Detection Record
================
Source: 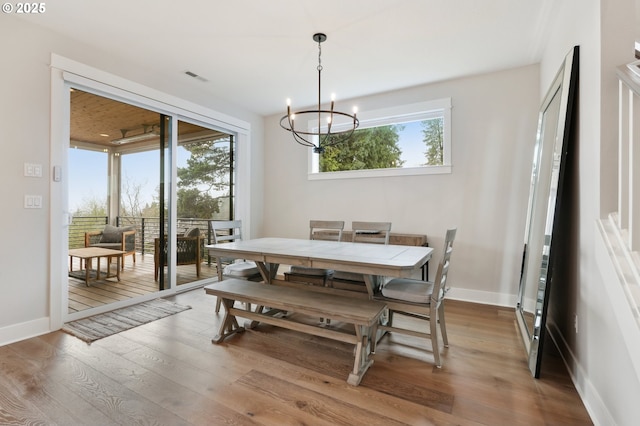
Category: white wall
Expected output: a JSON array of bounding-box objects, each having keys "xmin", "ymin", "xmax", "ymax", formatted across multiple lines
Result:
[
  {"xmin": 540, "ymin": 0, "xmax": 640, "ymax": 425},
  {"xmin": 263, "ymin": 65, "xmax": 540, "ymax": 306},
  {"xmin": 0, "ymin": 15, "xmax": 265, "ymax": 343}
]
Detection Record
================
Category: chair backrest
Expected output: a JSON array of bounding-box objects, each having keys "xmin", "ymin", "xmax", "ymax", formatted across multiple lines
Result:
[
  {"xmin": 431, "ymin": 228, "xmax": 457, "ymax": 305},
  {"xmin": 309, "ymin": 220, "xmax": 345, "ymax": 241},
  {"xmin": 351, "ymin": 221, "xmax": 392, "ymax": 245},
  {"xmin": 210, "ymin": 220, "xmax": 244, "ymax": 244}
]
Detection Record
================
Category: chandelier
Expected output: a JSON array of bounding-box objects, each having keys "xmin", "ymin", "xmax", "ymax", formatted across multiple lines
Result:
[{"xmin": 280, "ymin": 33, "xmax": 359, "ymax": 154}]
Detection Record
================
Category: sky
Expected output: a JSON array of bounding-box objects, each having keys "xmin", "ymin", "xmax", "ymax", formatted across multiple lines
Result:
[
  {"xmin": 397, "ymin": 120, "xmax": 426, "ymax": 167},
  {"xmin": 68, "ymin": 147, "xmax": 188, "ymax": 213}
]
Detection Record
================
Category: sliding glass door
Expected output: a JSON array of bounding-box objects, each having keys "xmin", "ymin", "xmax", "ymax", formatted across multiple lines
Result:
[
  {"xmin": 155, "ymin": 120, "xmax": 234, "ymax": 289},
  {"xmin": 67, "ymin": 89, "xmax": 234, "ymax": 317}
]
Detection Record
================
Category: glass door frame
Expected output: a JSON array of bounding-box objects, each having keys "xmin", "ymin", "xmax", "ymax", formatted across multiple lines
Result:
[{"xmin": 50, "ymin": 55, "xmax": 252, "ymax": 326}]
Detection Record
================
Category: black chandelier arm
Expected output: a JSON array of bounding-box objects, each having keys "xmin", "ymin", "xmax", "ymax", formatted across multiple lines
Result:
[
  {"xmin": 320, "ymin": 125, "xmax": 358, "ymax": 149},
  {"xmin": 280, "ymin": 110, "xmax": 360, "ymax": 153},
  {"xmin": 279, "ymin": 110, "xmax": 359, "ymax": 136},
  {"xmin": 292, "ymin": 132, "xmax": 317, "ymax": 148},
  {"xmin": 280, "ymin": 114, "xmax": 316, "ymax": 148}
]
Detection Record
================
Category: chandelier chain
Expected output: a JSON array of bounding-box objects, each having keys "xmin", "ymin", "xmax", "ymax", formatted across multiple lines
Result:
[{"xmin": 317, "ymin": 39, "xmax": 323, "ymax": 72}]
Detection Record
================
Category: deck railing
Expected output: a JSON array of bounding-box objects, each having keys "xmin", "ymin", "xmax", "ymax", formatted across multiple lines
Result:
[{"xmin": 69, "ymin": 216, "xmax": 223, "ymax": 263}]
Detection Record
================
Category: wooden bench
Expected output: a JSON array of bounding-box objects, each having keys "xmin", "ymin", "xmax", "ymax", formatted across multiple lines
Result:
[{"xmin": 204, "ymin": 279, "xmax": 387, "ymax": 386}]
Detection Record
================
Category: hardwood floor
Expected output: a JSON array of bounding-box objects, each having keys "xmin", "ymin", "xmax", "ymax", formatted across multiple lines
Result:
[{"xmin": 1, "ymin": 291, "xmax": 592, "ymax": 425}]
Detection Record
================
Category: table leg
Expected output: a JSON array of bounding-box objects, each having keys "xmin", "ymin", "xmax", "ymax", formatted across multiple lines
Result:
[
  {"xmin": 96, "ymin": 257, "xmax": 101, "ymax": 280},
  {"xmin": 255, "ymin": 262, "xmax": 279, "ymax": 283},
  {"xmin": 363, "ymin": 274, "xmax": 380, "ymax": 299},
  {"xmin": 85, "ymin": 258, "xmax": 92, "ymax": 286}
]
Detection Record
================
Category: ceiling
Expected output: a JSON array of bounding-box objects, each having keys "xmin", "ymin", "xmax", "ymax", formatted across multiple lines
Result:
[
  {"xmin": 20, "ymin": 0, "xmax": 554, "ymax": 117},
  {"xmin": 70, "ymin": 89, "xmax": 227, "ymax": 148}
]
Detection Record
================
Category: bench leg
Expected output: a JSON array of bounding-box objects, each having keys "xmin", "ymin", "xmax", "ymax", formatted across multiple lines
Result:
[
  {"xmin": 212, "ymin": 298, "xmax": 244, "ymax": 343},
  {"xmin": 347, "ymin": 325, "xmax": 374, "ymax": 386}
]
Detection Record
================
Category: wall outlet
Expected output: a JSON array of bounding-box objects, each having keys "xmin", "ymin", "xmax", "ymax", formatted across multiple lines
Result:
[{"xmin": 574, "ymin": 314, "xmax": 578, "ymax": 334}]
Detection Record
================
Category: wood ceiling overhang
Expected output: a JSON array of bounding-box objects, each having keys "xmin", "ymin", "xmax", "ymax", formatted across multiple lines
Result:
[{"xmin": 70, "ymin": 89, "xmax": 228, "ymax": 148}]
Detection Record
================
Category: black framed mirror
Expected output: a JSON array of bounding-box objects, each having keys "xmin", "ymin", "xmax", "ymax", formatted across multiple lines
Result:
[{"xmin": 516, "ymin": 46, "xmax": 579, "ymax": 378}]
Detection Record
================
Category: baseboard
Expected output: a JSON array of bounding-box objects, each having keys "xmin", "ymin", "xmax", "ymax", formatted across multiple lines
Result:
[
  {"xmin": 448, "ymin": 287, "xmax": 517, "ymax": 307},
  {"xmin": 545, "ymin": 321, "xmax": 613, "ymax": 426},
  {"xmin": 0, "ymin": 316, "xmax": 51, "ymax": 347}
]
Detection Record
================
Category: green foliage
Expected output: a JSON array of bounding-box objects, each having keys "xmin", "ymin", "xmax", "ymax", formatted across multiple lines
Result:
[
  {"xmin": 176, "ymin": 188, "xmax": 220, "ymax": 218},
  {"xmin": 422, "ymin": 117, "xmax": 444, "ymax": 165},
  {"xmin": 320, "ymin": 125, "xmax": 404, "ymax": 172},
  {"xmin": 176, "ymin": 139, "xmax": 231, "ymax": 218},
  {"xmin": 178, "ymin": 140, "xmax": 230, "ymax": 193}
]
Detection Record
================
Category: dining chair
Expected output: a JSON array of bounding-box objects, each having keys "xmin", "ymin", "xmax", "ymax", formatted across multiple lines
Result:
[
  {"xmin": 330, "ymin": 221, "xmax": 392, "ymax": 292},
  {"xmin": 210, "ymin": 220, "xmax": 262, "ymax": 313},
  {"xmin": 373, "ymin": 227, "xmax": 457, "ymax": 368},
  {"xmin": 284, "ymin": 220, "xmax": 345, "ymax": 287}
]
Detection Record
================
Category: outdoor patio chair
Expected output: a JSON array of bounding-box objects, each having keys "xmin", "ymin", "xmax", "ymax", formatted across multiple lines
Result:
[
  {"xmin": 85, "ymin": 224, "xmax": 136, "ymax": 270},
  {"xmin": 154, "ymin": 227, "xmax": 205, "ymax": 281}
]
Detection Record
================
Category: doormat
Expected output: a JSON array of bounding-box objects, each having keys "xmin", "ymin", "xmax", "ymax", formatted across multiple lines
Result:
[{"xmin": 62, "ymin": 298, "xmax": 191, "ymax": 343}]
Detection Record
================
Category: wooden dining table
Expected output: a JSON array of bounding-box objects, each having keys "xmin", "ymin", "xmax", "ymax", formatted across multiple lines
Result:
[
  {"xmin": 205, "ymin": 237, "xmax": 433, "ymax": 384},
  {"xmin": 205, "ymin": 237, "xmax": 434, "ymax": 298}
]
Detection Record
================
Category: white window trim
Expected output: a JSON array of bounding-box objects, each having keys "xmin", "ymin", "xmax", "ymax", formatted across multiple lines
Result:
[{"xmin": 308, "ymin": 98, "xmax": 452, "ymax": 180}]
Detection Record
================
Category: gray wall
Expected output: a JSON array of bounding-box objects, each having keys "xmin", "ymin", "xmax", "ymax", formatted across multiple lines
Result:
[{"xmin": 263, "ymin": 65, "xmax": 540, "ymax": 306}]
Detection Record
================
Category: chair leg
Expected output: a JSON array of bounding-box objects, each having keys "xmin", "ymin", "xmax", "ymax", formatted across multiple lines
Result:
[
  {"xmin": 438, "ymin": 302, "xmax": 449, "ymax": 347},
  {"xmin": 215, "ymin": 297, "xmax": 222, "ymax": 313},
  {"xmin": 430, "ymin": 314, "xmax": 441, "ymax": 368}
]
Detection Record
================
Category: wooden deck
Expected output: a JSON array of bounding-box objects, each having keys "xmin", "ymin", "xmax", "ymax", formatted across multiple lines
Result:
[{"xmin": 68, "ymin": 252, "xmax": 218, "ymax": 313}]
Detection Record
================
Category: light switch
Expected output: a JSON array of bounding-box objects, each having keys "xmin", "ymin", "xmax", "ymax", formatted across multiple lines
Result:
[
  {"xmin": 24, "ymin": 195, "xmax": 42, "ymax": 209},
  {"xmin": 24, "ymin": 163, "xmax": 43, "ymax": 177}
]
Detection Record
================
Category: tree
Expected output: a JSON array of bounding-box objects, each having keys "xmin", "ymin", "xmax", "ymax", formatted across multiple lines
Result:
[
  {"xmin": 422, "ymin": 117, "xmax": 444, "ymax": 165},
  {"xmin": 120, "ymin": 171, "xmax": 146, "ymax": 218},
  {"xmin": 320, "ymin": 125, "xmax": 404, "ymax": 172},
  {"xmin": 72, "ymin": 195, "xmax": 107, "ymax": 217},
  {"xmin": 176, "ymin": 188, "xmax": 220, "ymax": 218},
  {"xmin": 176, "ymin": 138, "xmax": 231, "ymax": 218}
]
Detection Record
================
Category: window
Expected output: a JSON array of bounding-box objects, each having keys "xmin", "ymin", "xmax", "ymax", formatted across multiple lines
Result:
[{"xmin": 309, "ymin": 98, "xmax": 452, "ymax": 180}]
